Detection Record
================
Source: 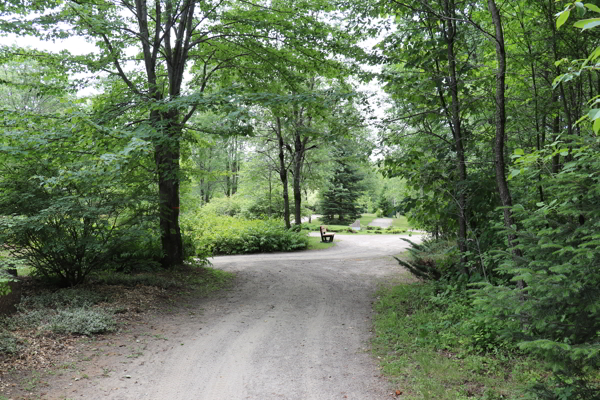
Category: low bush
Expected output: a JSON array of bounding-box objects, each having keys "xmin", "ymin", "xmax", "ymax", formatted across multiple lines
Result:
[
  {"xmin": 201, "ymin": 195, "xmax": 246, "ymax": 217},
  {"xmin": 9, "ymin": 309, "xmax": 47, "ymax": 329},
  {"xmin": 394, "ymin": 238, "xmax": 459, "ymax": 281},
  {"xmin": 0, "ymin": 329, "xmax": 20, "ymax": 354},
  {"xmin": 20, "ymin": 287, "xmax": 110, "ymax": 309},
  {"xmin": 182, "ymin": 213, "xmax": 308, "ymax": 255},
  {"xmin": 6, "ymin": 305, "xmax": 116, "ymax": 337},
  {"xmin": 47, "ymin": 308, "xmax": 116, "ymax": 336},
  {"xmin": 300, "ymin": 222, "xmax": 321, "ymax": 231}
]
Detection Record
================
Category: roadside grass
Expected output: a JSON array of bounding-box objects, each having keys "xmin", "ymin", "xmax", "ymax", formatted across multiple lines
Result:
[
  {"xmin": 306, "ymin": 236, "xmax": 335, "ymax": 250},
  {"xmin": 373, "ymin": 282, "xmax": 547, "ymax": 400},
  {"xmin": 390, "ymin": 215, "xmax": 411, "ymax": 230}
]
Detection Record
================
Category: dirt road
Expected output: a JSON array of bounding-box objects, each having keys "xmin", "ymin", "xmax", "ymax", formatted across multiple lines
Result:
[{"xmin": 43, "ymin": 233, "xmax": 420, "ymax": 400}]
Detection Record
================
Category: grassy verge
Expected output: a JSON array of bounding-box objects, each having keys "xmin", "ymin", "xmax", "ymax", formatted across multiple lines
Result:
[
  {"xmin": 373, "ymin": 282, "xmax": 547, "ymax": 400},
  {"xmin": 390, "ymin": 215, "xmax": 411, "ymax": 230},
  {"xmin": 306, "ymin": 236, "xmax": 336, "ymax": 250}
]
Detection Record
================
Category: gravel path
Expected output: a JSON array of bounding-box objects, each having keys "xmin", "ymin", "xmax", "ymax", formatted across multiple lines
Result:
[
  {"xmin": 368, "ymin": 218, "xmax": 393, "ymax": 229},
  {"xmin": 42, "ymin": 233, "xmax": 420, "ymax": 400}
]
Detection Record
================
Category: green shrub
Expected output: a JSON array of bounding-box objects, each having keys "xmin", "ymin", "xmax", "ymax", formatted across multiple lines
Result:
[
  {"xmin": 47, "ymin": 308, "xmax": 116, "ymax": 335},
  {"xmin": 0, "ymin": 122, "xmax": 159, "ymax": 287},
  {"xmin": 11, "ymin": 309, "xmax": 50, "ymax": 329},
  {"xmin": 0, "ymin": 329, "xmax": 20, "ymax": 354},
  {"xmin": 20, "ymin": 288, "xmax": 110, "ymax": 309},
  {"xmin": 200, "ymin": 196, "xmax": 246, "ymax": 217},
  {"xmin": 470, "ymin": 141, "xmax": 600, "ymax": 397},
  {"xmin": 394, "ymin": 238, "xmax": 459, "ymax": 281},
  {"xmin": 182, "ymin": 213, "xmax": 308, "ymax": 255},
  {"xmin": 301, "ymin": 222, "xmax": 321, "ymax": 231}
]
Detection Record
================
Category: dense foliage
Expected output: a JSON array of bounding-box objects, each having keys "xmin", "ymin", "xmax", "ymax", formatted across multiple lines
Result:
[
  {"xmin": 375, "ymin": 1, "xmax": 600, "ymax": 397},
  {"xmin": 182, "ymin": 209, "xmax": 308, "ymax": 256}
]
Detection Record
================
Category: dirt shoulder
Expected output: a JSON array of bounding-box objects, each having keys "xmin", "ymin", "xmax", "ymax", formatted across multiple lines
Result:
[{"xmin": 4, "ymin": 234, "xmax": 421, "ymax": 400}]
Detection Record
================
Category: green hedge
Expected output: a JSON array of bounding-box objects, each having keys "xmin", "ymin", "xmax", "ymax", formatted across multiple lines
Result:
[{"xmin": 182, "ymin": 213, "xmax": 308, "ymax": 256}]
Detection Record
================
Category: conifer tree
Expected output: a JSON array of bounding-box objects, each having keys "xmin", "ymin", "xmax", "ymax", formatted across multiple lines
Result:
[{"xmin": 319, "ymin": 148, "xmax": 365, "ymax": 225}]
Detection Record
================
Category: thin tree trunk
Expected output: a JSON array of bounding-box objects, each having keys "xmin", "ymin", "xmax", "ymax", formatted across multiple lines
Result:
[
  {"xmin": 442, "ymin": 0, "xmax": 469, "ymax": 274},
  {"xmin": 488, "ymin": 0, "xmax": 524, "ymax": 291},
  {"xmin": 268, "ymin": 169, "xmax": 272, "ymax": 218},
  {"xmin": 275, "ymin": 117, "xmax": 291, "ymax": 229},
  {"xmin": 293, "ymin": 134, "xmax": 305, "ymax": 226},
  {"xmin": 231, "ymin": 137, "xmax": 239, "ymax": 195}
]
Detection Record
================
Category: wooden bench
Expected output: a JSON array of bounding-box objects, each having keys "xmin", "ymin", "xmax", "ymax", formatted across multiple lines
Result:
[{"xmin": 320, "ymin": 225, "xmax": 335, "ymax": 243}]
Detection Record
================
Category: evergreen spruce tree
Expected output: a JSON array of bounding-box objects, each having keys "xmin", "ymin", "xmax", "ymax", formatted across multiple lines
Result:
[{"xmin": 319, "ymin": 149, "xmax": 365, "ymax": 225}]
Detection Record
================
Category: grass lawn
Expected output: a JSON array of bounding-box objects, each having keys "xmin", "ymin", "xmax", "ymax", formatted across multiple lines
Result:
[
  {"xmin": 390, "ymin": 215, "xmax": 411, "ymax": 230},
  {"xmin": 306, "ymin": 236, "xmax": 335, "ymax": 250}
]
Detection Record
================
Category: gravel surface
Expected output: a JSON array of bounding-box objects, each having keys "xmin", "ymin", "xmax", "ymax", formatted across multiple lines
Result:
[
  {"xmin": 38, "ymin": 233, "xmax": 421, "ymax": 400},
  {"xmin": 367, "ymin": 218, "xmax": 393, "ymax": 229}
]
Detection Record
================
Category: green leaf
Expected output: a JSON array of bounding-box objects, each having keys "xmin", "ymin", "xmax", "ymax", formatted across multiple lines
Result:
[
  {"xmin": 575, "ymin": 2, "xmax": 586, "ymax": 17},
  {"xmin": 573, "ymin": 18, "xmax": 600, "ymax": 30},
  {"xmin": 589, "ymin": 46, "xmax": 600, "ymax": 61},
  {"xmin": 552, "ymin": 74, "xmax": 565, "ymax": 89},
  {"xmin": 584, "ymin": 3, "xmax": 600, "ymax": 13},
  {"xmin": 588, "ymin": 108, "xmax": 600, "ymax": 121},
  {"xmin": 514, "ymin": 148, "xmax": 525, "ymax": 156},
  {"xmin": 593, "ymin": 117, "xmax": 600, "ymax": 134},
  {"xmin": 556, "ymin": 9, "xmax": 571, "ymax": 29}
]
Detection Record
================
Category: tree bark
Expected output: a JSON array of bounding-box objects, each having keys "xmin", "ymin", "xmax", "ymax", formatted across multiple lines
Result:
[
  {"xmin": 275, "ymin": 117, "xmax": 291, "ymax": 229},
  {"xmin": 488, "ymin": 0, "xmax": 524, "ymax": 279},
  {"xmin": 154, "ymin": 118, "xmax": 184, "ymax": 268},
  {"xmin": 442, "ymin": 0, "xmax": 469, "ymax": 274},
  {"xmin": 292, "ymin": 125, "xmax": 308, "ymax": 226}
]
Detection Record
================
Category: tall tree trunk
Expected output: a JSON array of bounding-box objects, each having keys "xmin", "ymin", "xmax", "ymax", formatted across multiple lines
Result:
[
  {"xmin": 225, "ymin": 157, "xmax": 231, "ymax": 196},
  {"xmin": 268, "ymin": 169, "xmax": 272, "ymax": 218},
  {"xmin": 275, "ymin": 117, "xmax": 291, "ymax": 229},
  {"xmin": 488, "ymin": 0, "xmax": 524, "ymax": 285},
  {"xmin": 442, "ymin": 0, "xmax": 469, "ymax": 274},
  {"xmin": 154, "ymin": 114, "xmax": 184, "ymax": 268},
  {"xmin": 293, "ymin": 162, "xmax": 303, "ymax": 225},
  {"xmin": 231, "ymin": 137, "xmax": 239, "ymax": 195},
  {"xmin": 547, "ymin": 1, "xmax": 563, "ymax": 173},
  {"xmin": 136, "ymin": 0, "xmax": 195, "ymax": 268},
  {"xmin": 293, "ymin": 134, "xmax": 306, "ymax": 226}
]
